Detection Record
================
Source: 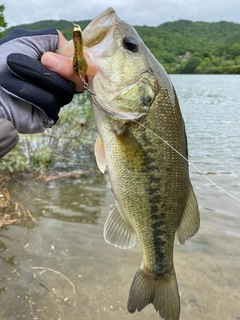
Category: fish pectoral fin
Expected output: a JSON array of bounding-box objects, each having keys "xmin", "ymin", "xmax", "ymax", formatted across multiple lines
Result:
[
  {"xmin": 94, "ymin": 134, "xmax": 107, "ymax": 173},
  {"xmin": 104, "ymin": 202, "xmax": 137, "ymax": 249},
  {"xmin": 177, "ymin": 182, "xmax": 200, "ymax": 245}
]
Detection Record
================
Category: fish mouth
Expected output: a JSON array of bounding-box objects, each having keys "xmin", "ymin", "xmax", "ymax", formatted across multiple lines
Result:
[
  {"xmin": 84, "ymin": 7, "xmax": 120, "ymax": 30},
  {"xmin": 82, "ymin": 8, "xmax": 120, "ymax": 75}
]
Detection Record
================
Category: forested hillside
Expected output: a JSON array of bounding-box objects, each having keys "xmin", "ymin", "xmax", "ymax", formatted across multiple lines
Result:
[{"xmin": 4, "ymin": 19, "xmax": 240, "ymax": 74}]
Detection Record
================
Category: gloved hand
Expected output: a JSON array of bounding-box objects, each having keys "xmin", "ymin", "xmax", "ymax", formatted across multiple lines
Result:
[{"xmin": 0, "ymin": 28, "xmax": 76, "ymax": 158}]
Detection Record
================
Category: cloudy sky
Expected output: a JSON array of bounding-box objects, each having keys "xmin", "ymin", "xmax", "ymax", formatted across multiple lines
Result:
[{"xmin": 3, "ymin": 0, "xmax": 240, "ymax": 28}]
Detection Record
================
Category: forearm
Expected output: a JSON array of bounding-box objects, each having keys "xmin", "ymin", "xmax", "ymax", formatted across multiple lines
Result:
[
  {"xmin": 0, "ymin": 118, "xmax": 19, "ymax": 158},
  {"xmin": 0, "ymin": 87, "xmax": 54, "ymax": 134}
]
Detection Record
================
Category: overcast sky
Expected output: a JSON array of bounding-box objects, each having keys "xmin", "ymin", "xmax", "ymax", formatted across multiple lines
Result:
[{"xmin": 3, "ymin": 0, "xmax": 240, "ymax": 28}]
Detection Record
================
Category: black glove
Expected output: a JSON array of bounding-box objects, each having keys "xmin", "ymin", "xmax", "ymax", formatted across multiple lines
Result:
[{"xmin": 0, "ymin": 28, "xmax": 75, "ymax": 134}]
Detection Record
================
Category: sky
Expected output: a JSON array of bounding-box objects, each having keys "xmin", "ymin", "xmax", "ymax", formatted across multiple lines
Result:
[{"xmin": 3, "ymin": 0, "xmax": 240, "ymax": 28}]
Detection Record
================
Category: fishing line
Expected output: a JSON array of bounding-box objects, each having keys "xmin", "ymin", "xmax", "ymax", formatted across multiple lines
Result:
[{"xmin": 133, "ymin": 119, "xmax": 240, "ymax": 203}]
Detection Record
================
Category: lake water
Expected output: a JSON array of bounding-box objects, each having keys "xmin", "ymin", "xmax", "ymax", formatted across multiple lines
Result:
[{"xmin": 1, "ymin": 75, "xmax": 240, "ymax": 320}]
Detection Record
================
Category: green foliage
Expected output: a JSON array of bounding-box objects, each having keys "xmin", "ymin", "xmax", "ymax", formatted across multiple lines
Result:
[
  {"xmin": 0, "ymin": 147, "xmax": 29, "ymax": 173},
  {"xmin": 0, "ymin": 4, "xmax": 7, "ymax": 38},
  {"xmin": 223, "ymin": 64, "xmax": 240, "ymax": 74},
  {"xmin": 135, "ymin": 20, "xmax": 240, "ymax": 74},
  {"xmin": 29, "ymin": 147, "xmax": 53, "ymax": 169},
  {"xmin": 181, "ymin": 56, "xmax": 201, "ymax": 74}
]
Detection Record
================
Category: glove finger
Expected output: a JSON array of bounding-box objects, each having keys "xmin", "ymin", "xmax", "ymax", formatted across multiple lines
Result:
[
  {"xmin": 0, "ymin": 72, "xmax": 62, "ymax": 123},
  {"xmin": 7, "ymin": 53, "xmax": 75, "ymax": 105}
]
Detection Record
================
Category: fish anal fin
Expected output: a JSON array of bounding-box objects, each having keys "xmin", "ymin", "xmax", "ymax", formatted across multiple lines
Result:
[
  {"xmin": 128, "ymin": 267, "xmax": 180, "ymax": 320},
  {"xmin": 104, "ymin": 202, "xmax": 137, "ymax": 249},
  {"xmin": 177, "ymin": 182, "xmax": 200, "ymax": 245},
  {"xmin": 94, "ymin": 134, "xmax": 106, "ymax": 173}
]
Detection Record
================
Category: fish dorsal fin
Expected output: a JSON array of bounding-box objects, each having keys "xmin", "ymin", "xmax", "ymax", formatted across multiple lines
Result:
[
  {"xmin": 177, "ymin": 182, "xmax": 200, "ymax": 245},
  {"xmin": 104, "ymin": 202, "xmax": 137, "ymax": 249},
  {"xmin": 94, "ymin": 134, "xmax": 106, "ymax": 173}
]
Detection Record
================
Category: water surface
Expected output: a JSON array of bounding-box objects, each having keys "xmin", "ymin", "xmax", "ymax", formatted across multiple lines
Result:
[{"xmin": 0, "ymin": 75, "xmax": 240, "ymax": 320}]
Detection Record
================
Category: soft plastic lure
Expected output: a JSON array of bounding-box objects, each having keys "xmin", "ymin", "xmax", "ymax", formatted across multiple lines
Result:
[{"xmin": 72, "ymin": 23, "xmax": 94, "ymax": 94}]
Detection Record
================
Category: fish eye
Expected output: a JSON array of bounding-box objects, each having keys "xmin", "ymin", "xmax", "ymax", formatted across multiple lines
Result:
[{"xmin": 123, "ymin": 36, "xmax": 139, "ymax": 52}]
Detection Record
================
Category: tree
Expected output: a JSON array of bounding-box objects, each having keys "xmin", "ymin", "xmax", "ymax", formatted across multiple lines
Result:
[
  {"xmin": 181, "ymin": 57, "xmax": 201, "ymax": 74},
  {"xmin": 0, "ymin": 4, "xmax": 7, "ymax": 38}
]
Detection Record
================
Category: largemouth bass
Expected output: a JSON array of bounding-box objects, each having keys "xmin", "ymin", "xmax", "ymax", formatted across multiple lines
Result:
[{"xmin": 58, "ymin": 8, "xmax": 200, "ymax": 320}]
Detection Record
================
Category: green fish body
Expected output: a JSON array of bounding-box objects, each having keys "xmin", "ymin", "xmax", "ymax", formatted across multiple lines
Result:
[{"xmin": 58, "ymin": 8, "xmax": 200, "ymax": 320}]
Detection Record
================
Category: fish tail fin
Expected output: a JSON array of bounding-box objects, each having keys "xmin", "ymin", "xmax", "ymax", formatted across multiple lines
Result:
[{"xmin": 127, "ymin": 267, "xmax": 180, "ymax": 320}]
